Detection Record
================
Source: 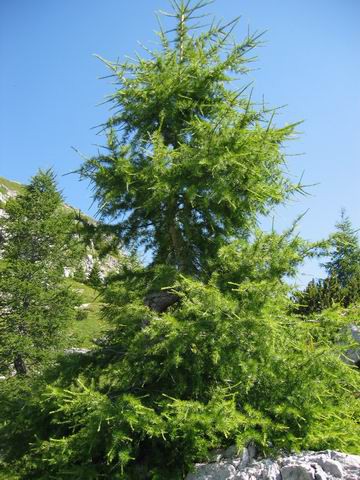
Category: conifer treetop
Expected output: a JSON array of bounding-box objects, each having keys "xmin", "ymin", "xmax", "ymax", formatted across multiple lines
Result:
[
  {"xmin": 324, "ymin": 209, "xmax": 360, "ymax": 287},
  {"xmin": 80, "ymin": 0, "xmax": 303, "ymax": 275}
]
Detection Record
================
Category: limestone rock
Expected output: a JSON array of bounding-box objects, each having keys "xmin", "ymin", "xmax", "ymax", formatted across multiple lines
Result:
[
  {"xmin": 281, "ymin": 464, "xmax": 315, "ymax": 480},
  {"xmin": 223, "ymin": 445, "xmax": 239, "ymax": 460},
  {"xmin": 345, "ymin": 324, "xmax": 360, "ymax": 366},
  {"xmin": 185, "ymin": 449, "xmax": 360, "ymax": 480},
  {"xmin": 187, "ymin": 462, "xmax": 236, "ymax": 480},
  {"xmin": 314, "ymin": 467, "xmax": 327, "ymax": 480},
  {"xmin": 76, "ymin": 303, "xmax": 91, "ymax": 310},
  {"xmin": 310, "ymin": 456, "xmax": 343, "ymax": 478}
]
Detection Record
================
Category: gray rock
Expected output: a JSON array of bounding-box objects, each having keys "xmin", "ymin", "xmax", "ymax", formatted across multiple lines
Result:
[
  {"xmin": 144, "ymin": 291, "xmax": 180, "ymax": 313},
  {"xmin": 187, "ymin": 462, "xmax": 236, "ymax": 480},
  {"xmin": 344, "ymin": 324, "xmax": 360, "ymax": 365},
  {"xmin": 63, "ymin": 266, "xmax": 73, "ymax": 278},
  {"xmin": 235, "ymin": 460, "xmax": 280, "ymax": 480},
  {"xmin": 223, "ymin": 446, "xmax": 239, "ymax": 460},
  {"xmin": 247, "ymin": 444, "xmax": 257, "ymax": 463},
  {"xmin": 331, "ymin": 452, "xmax": 360, "ymax": 471},
  {"xmin": 76, "ymin": 303, "xmax": 91, "ymax": 310},
  {"xmin": 207, "ymin": 445, "xmax": 256, "ymax": 469},
  {"xmin": 281, "ymin": 464, "xmax": 315, "ymax": 480},
  {"xmin": 265, "ymin": 462, "xmax": 282, "ymax": 480},
  {"xmin": 311, "ymin": 456, "xmax": 343, "ymax": 478},
  {"xmin": 313, "ymin": 467, "xmax": 327, "ymax": 480},
  {"xmin": 185, "ymin": 451, "xmax": 360, "ymax": 480},
  {"xmin": 238, "ymin": 447, "xmax": 251, "ymax": 467},
  {"xmin": 208, "ymin": 450, "xmax": 224, "ymax": 463}
]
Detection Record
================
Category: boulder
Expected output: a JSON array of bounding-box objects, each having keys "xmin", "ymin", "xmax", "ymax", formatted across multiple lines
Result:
[
  {"xmin": 281, "ymin": 464, "xmax": 315, "ymax": 480},
  {"xmin": 187, "ymin": 462, "xmax": 236, "ymax": 480}
]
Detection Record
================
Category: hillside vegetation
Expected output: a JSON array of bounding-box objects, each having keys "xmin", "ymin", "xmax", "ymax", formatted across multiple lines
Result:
[
  {"xmin": 66, "ymin": 279, "xmax": 106, "ymax": 348},
  {"xmin": 0, "ymin": 176, "xmax": 23, "ymax": 194}
]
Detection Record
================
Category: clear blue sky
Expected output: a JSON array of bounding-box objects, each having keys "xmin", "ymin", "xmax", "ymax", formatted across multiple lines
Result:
[{"xmin": 1, "ymin": 0, "xmax": 359, "ymax": 284}]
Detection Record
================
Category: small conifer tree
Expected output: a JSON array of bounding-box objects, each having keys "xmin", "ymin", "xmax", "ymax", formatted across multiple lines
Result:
[
  {"xmin": 324, "ymin": 210, "xmax": 360, "ymax": 288},
  {"xmin": 294, "ymin": 211, "xmax": 360, "ymax": 314},
  {"xmin": 87, "ymin": 260, "xmax": 102, "ymax": 287},
  {"xmin": 0, "ymin": 170, "xmax": 79, "ymax": 375}
]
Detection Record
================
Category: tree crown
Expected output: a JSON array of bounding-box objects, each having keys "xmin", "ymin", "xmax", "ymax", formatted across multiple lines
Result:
[
  {"xmin": 0, "ymin": 169, "xmax": 80, "ymax": 375},
  {"xmin": 80, "ymin": 0, "xmax": 302, "ymax": 275},
  {"xmin": 324, "ymin": 209, "xmax": 360, "ymax": 287}
]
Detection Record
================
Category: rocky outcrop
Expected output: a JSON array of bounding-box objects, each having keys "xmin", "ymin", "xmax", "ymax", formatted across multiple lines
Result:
[
  {"xmin": 0, "ymin": 182, "xmax": 19, "ymax": 254},
  {"xmin": 81, "ymin": 247, "xmax": 121, "ymax": 280},
  {"xmin": 186, "ymin": 448, "xmax": 360, "ymax": 480},
  {"xmin": 0, "ymin": 182, "xmax": 18, "ymax": 208},
  {"xmin": 64, "ymin": 246, "xmax": 122, "ymax": 281}
]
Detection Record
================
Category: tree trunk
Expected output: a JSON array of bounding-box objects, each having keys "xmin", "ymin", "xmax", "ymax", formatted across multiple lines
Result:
[{"xmin": 14, "ymin": 354, "xmax": 27, "ymax": 375}]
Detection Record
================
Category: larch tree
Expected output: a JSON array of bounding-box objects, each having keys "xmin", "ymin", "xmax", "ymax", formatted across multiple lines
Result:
[
  {"xmin": 79, "ymin": 0, "xmax": 302, "ymax": 277},
  {"xmin": 1, "ymin": 3, "xmax": 359, "ymax": 479}
]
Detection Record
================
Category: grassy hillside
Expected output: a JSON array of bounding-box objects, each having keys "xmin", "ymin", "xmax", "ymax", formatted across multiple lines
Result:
[
  {"xmin": 0, "ymin": 176, "xmax": 24, "ymax": 194},
  {"xmin": 66, "ymin": 280, "xmax": 108, "ymax": 348}
]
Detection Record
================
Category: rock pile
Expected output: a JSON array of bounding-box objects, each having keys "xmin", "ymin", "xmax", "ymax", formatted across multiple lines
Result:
[{"xmin": 186, "ymin": 448, "xmax": 360, "ymax": 480}]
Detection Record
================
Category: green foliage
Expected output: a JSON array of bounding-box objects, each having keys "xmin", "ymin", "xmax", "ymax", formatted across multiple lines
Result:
[
  {"xmin": 324, "ymin": 209, "xmax": 360, "ymax": 287},
  {"xmin": 0, "ymin": 2, "xmax": 359, "ymax": 479},
  {"xmin": 73, "ymin": 264, "xmax": 87, "ymax": 283},
  {"xmin": 75, "ymin": 308, "xmax": 89, "ymax": 322},
  {"xmin": 87, "ymin": 261, "xmax": 102, "ymax": 287},
  {"xmin": 294, "ymin": 276, "xmax": 341, "ymax": 315},
  {"xmin": 294, "ymin": 211, "xmax": 360, "ymax": 315},
  {"xmin": 79, "ymin": 0, "xmax": 302, "ymax": 276},
  {"xmin": 0, "ymin": 170, "xmax": 81, "ymax": 375},
  {"xmin": 1, "ymin": 263, "xmax": 358, "ymax": 478},
  {"xmin": 65, "ymin": 279, "xmax": 107, "ymax": 348}
]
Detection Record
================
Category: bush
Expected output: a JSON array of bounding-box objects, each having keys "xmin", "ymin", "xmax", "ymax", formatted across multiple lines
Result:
[{"xmin": 75, "ymin": 308, "xmax": 89, "ymax": 322}]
